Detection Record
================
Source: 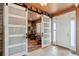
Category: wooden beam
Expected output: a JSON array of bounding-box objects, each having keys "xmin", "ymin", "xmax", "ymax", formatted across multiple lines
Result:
[{"xmin": 26, "ymin": 4, "xmax": 52, "ymax": 18}]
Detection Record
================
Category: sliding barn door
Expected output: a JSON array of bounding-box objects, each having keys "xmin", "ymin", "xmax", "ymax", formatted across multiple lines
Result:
[
  {"xmin": 4, "ymin": 4, "xmax": 27, "ymax": 56},
  {"xmin": 41, "ymin": 15, "xmax": 51, "ymax": 48}
]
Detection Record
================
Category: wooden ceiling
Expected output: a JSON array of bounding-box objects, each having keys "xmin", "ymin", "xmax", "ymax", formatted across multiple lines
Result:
[
  {"xmin": 28, "ymin": 10, "xmax": 41, "ymax": 21},
  {"xmin": 26, "ymin": 3, "xmax": 76, "ymax": 21},
  {"xmin": 26, "ymin": 3, "xmax": 76, "ymax": 16}
]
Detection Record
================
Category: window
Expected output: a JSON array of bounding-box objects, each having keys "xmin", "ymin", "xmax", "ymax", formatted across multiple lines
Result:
[
  {"xmin": 70, "ymin": 20, "xmax": 76, "ymax": 50},
  {"xmin": 53, "ymin": 22, "xmax": 56, "ymax": 43}
]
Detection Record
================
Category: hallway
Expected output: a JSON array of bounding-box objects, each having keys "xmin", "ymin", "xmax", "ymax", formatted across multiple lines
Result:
[{"xmin": 27, "ymin": 45, "xmax": 76, "ymax": 56}]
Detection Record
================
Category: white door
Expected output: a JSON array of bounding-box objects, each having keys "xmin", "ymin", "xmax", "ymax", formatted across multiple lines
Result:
[
  {"xmin": 41, "ymin": 15, "xmax": 51, "ymax": 48},
  {"xmin": 3, "ymin": 4, "xmax": 27, "ymax": 56}
]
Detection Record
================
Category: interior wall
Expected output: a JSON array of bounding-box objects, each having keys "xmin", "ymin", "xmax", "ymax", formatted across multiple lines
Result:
[
  {"xmin": 56, "ymin": 13, "xmax": 71, "ymax": 48},
  {"xmin": 0, "ymin": 3, "xmax": 4, "ymax": 55},
  {"xmin": 28, "ymin": 21, "xmax": 32, "ymax": 27},
  {"xmin": 36, "ymin": 19, "xmax": 41, "ymax": 33},
  {"xmin": 53, "ymin": 11, "xmax": 76, "ymax": 49},
  {"xmin": 28, "ymin": 19, "xmax": 41, "ymax": 34},
  {"xmin": 76, "ymin": 6, "xmax": 79, "ymax": 55},
  {"xmin": 31, "ymin": 21, "xmax": 36, "ymax": 33}
]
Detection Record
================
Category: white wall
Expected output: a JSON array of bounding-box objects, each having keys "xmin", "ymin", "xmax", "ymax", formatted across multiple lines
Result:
[
  {"xmin": 36, "ymin": 23, "xmax": 41, "ymax": 33},
  {"xmin": 53, "ymin": 11, "xmax": 76, "ymax": 49},
  {"xmin": 56, "ymin": 14, "xmax": 71, "ymax": 48}
]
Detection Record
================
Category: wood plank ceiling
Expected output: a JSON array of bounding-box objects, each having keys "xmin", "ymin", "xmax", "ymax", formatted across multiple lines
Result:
[
  {"xmin": 26, "ymin": 3, "xmax": 76, "ymax": 21},
  {"xmin": 28, "ymin": 10, "xmax": 41, "ymax": 21}
]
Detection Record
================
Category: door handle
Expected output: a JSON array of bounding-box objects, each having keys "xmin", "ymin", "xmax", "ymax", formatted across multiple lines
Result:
[
  {"xmin": 42, "ymin": 33, "xmax": 43, "ymax": 37},
  {"xmin": 26, "ymin": 33, "xmax": 28, "ymax": 38}
]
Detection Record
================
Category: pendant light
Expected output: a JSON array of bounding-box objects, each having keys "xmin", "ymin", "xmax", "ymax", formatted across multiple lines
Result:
[
  {"xmin": 40, "ymin": 2, "xmax": 47, "ymax": 6},
  {"xmin": 75, "ymin": 3, "xmax": 78, "ymax": 8}
]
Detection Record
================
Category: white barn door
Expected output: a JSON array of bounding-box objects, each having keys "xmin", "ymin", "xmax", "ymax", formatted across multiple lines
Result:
[
  {"xmin": 41, "ymin": 15, "xmax": 51, "ymax": 48},
  {"xmin": 3, "ymin": 4, "xmax": 27, "ymax": 56}
]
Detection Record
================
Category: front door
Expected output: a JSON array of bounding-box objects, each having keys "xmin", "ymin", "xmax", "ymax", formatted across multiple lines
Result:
[
  {"xmin": 41, "ymin": 15, "xmax": 51, "ymax": 48},
  {"xmin": 4, "ymin": 3, "xmax": 27, "ymax": 56}
]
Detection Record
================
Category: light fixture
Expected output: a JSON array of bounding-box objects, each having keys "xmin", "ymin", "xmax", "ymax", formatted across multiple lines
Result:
[
  {"xmin": 75, "ymin": 3, "xmax": 78, "ymax": 7},
  {"xmin": 40, "ymin": 3, "xmax": 47, "ymax": 6},
  {"xmin": 29, "ymin": 18, "xmax": 32, "ymax": 20}
]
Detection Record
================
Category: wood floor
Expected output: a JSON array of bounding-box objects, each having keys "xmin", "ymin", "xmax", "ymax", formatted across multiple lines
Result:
[
  {"xmin": 28, "ymin": 39, "xmax": 41, "ymax": 52},
  {"xmin": 27, "ymin": 45, "xmax": 77, "ymax": 56}
]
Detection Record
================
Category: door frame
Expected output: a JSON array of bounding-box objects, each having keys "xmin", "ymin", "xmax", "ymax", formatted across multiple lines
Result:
[
  {"xmin": 3, "ymin": 3, "xmax": 8, "ymax": 56},
  {"xmin": 27, "ymin": 10, "xmax": 43, "ymax": 52}
]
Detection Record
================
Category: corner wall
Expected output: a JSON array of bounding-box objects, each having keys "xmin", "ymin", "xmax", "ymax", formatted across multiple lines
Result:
[
  {"xmin": 0, "ymin": 3, "xmax": 4, "ymax": 56},
  {"xmin": 53, "ymin": 10, "xmax": 76, "ymax": 49},
  {"xmin": 76, "ymin": 6, "xmax": 79, "ymax": 55}
]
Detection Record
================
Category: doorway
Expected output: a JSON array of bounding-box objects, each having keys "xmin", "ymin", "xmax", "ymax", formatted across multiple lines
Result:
[
  {"xmin": 27, "ymin": 10, "xmax": 52, "ymax": 52},
  {"xmin": 27, "ymin": 10, "xmax": 42, "ymax": 52}
]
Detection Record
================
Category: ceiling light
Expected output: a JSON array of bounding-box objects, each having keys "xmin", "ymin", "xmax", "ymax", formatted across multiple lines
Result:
[
  {"xmin": 75, "ymin": 3, "xmax": 78, "ymax": 7},
  {"xmin": 29, "ymin": 18, "xmax": 32, "ymax": 20},
  {"xmin": 36, "ymin": 15, "xmax": 41, "ymax": 18},
  {"xmin": 40, "ymin": 3, "xmax": 47, "ymax": 6}
]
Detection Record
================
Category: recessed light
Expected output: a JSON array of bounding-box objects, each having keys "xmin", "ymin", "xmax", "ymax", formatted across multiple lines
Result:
[{"xmin": 29, "ymin": 18, "xmax": 32, "ymax": 20}]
